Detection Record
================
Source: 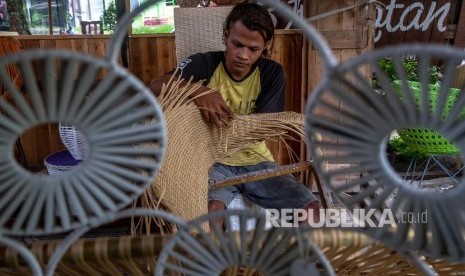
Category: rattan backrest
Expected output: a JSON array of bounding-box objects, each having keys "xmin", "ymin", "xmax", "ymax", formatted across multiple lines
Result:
[
  {"xmin": 173, "ymin": 6, "xmax": 232, "ymax": 65},
  {"xmin": 0, "ymin": 37, "xmax": 23, "ymax": 99}
]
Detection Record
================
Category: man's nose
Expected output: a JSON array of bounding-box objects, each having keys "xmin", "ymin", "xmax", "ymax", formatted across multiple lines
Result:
[{"xmin": 237, "ymin": 48, "xmax": 249, "ymax": 60}]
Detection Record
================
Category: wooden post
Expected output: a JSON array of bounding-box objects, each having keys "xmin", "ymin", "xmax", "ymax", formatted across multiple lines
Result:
[{"xmin": 454, "ymin": 0, "xmax": 465, "ymax": 48}]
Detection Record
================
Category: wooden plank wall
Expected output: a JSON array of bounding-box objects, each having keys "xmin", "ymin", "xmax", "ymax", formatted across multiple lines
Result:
[
  {"xmin": 374, "ymin": 0, "xmax": 463, "ymax": 47},
  {"xmin": 303, "ymin": 0, "xmax": 376, "ymax": 190},
  {"xmin": 266, "ymin": 30, "xmax": 303, "ymax": 165},
  {"xmin": 305, "ymin": 0, "xmax": 374, "ymax": 94},
  {"xmin": 127, "ymin": 34, "xmax": 177, "ymax": 83}
]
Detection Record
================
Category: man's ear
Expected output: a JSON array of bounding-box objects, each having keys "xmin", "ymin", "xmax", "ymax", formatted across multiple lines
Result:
[
  {"xmin": 265, "ymin": 39, "xmax": 272, "ymax": 53},
  {"xmin": 222, "ymin": 28, "xmax": 229, "ymax": 45}
]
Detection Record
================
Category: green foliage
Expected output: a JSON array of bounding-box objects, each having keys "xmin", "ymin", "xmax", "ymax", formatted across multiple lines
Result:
[
  {"xmin": 390, "ymin": 136, "xmax": 416, "ymax": 157},
  {"xmin": 132, "ymin": 24, "xmax": 174, "ymax": 34},
  {"xmin": 373, "ymin": 57, "xmax": 441, "ymax": 88},
  {"xmin": 100, "ymin": 1, "xmax": 117, "ymax": 33},
  {"xmin": 66, "ymin": 12, "xmax": 72, "ymax": 24},
  {"xmin": 389, "ymin": 136, "xmax": 428, "ymax": 162}
]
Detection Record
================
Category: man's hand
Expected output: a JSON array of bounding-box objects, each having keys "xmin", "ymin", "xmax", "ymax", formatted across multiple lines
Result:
[{"xmin": 193, "ymin": 91, "xmax": 234, "ymax": 128}]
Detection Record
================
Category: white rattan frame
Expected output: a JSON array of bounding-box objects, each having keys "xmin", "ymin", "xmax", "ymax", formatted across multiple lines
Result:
[
  {"xmin": 260, "ymin": 0, "xmax": 465, "ymax": 265},
  {"xmin": 0, "ymin": 50, "xmax": 166, "ymax": 236},
  {"xmin": 306, "ymin": 45, "xmax": 465, "ymax": 261},
  {"xmin": 157, "ymin": 209, "xmax": 335, "ymax": 276}
]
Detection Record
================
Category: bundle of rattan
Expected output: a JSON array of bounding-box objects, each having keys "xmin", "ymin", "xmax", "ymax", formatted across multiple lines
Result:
[{"xmin": 134, "ymin": 74, "xmax": 306, "ymax": 234}]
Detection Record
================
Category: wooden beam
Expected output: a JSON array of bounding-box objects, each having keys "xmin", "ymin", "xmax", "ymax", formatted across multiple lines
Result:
[{"xmin": 454, "ymin": 0, "xmax": 465, "ymax": 48}]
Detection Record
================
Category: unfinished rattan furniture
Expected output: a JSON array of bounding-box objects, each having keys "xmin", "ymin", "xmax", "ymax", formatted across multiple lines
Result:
[
  {"xmin": 3, "ymin": 210, "xmax": 463, "ymax": 275},
  {"xmin": 134, "ymin": 75, "xmax": 322, "ymax": 233},
  {"xmin": 173, "ymin": 6, "xmax": 232, "ymax": 65}
]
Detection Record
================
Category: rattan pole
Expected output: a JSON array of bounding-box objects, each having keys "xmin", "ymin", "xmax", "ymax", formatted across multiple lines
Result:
[
  {"xmin": 311, "ymin": 167, "xmax": 328, "ymax": 208},
  {"xmin": 0, "ymin": 235, "xmax": 168, "ymax": 267},
  {"xmin": 209, "ymin": 162, "xmax": 312, "ymax": 190}
]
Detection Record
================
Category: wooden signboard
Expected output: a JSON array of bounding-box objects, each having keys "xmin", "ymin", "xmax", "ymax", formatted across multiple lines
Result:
[{"xmin": 374, "ymin": 0, "xmax": 464, "ymax": 47}]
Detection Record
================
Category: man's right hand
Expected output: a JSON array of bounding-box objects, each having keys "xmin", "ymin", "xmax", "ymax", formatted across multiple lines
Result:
[
  {"xmin": 193, "ymin": 91, "xmax": 234, "ymax": 128},
  {"xmin": 149, "ymin": 73, "xmax": 233, "ymax": 128}
]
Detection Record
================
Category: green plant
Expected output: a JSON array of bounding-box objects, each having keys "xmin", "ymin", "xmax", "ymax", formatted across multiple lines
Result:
[
  {"xmin": 65, "ymin": 12, "xmax": 72, "ymax": 25},
  {"xmin": 373, "ymin": 57, "xmax": 441, "ymax": 88},
  {"xmin": 100, "ymin": 1, "xmax": 117, "ymax": 33},
  {"xmin": 389, "ymin": 136, "xmax": 424, "ymax": 159}
]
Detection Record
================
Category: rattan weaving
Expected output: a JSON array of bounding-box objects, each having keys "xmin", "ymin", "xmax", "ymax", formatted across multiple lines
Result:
[{"xmin": 140, "ymin": 75, "xmax": 308, "ymax": 230}]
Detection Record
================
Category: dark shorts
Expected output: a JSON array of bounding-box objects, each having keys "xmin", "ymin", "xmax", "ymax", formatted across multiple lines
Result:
[{"xmin": 208, "ymin": 161, "xmax": 318, "ymax": 209}]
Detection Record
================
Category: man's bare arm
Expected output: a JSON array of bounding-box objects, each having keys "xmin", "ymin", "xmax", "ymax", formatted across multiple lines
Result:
[
  {"xmin": 148, "ymin": 73, "xmax": 234, "ymax": 128},
  {"xmin": 148, "ymin": 73, "xmax": 174, "ymax": 97}
]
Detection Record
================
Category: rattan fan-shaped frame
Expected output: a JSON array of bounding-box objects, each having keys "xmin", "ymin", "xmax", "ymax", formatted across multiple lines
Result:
[
  {"xmin": 157, "ymin": 209, "xmax": 335, "ymax": 276},
  {"xmin": 305, "ymin": 45, "xmax": 465, "ymax": 262},
  {"xmin": 0, "ymin": 51, "xmax": 166, "ymax": 236}
]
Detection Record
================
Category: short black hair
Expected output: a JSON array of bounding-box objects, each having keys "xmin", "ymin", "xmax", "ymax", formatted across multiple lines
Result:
[{"xmin": 223, "ymin": 2, "xmax": 275, "ymax": 57}]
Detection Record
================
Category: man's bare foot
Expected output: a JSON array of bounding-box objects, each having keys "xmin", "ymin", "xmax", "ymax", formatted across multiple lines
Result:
[
  {"xmin": 304, "ymin": 201, "xmax": 321, "ymax": 224},
  {"xmin": 208, "ymin": 200, "xmax": 226, "ymax": 230}
]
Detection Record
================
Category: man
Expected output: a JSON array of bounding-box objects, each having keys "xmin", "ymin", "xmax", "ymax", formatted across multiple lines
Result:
[{"xmin": 149, "ymin": 2, "xmax": 320, "ymax": 227}]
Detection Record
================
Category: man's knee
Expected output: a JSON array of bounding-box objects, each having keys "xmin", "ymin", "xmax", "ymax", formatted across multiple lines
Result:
[{"xmin": 208, "ymin": 199, "xmax": 226, "ymax": 212}]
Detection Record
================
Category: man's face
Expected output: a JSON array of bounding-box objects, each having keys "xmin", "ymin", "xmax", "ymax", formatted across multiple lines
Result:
[{"xmin": 223, "ymin": 21, "xmax": 270, "ymax": 80}]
